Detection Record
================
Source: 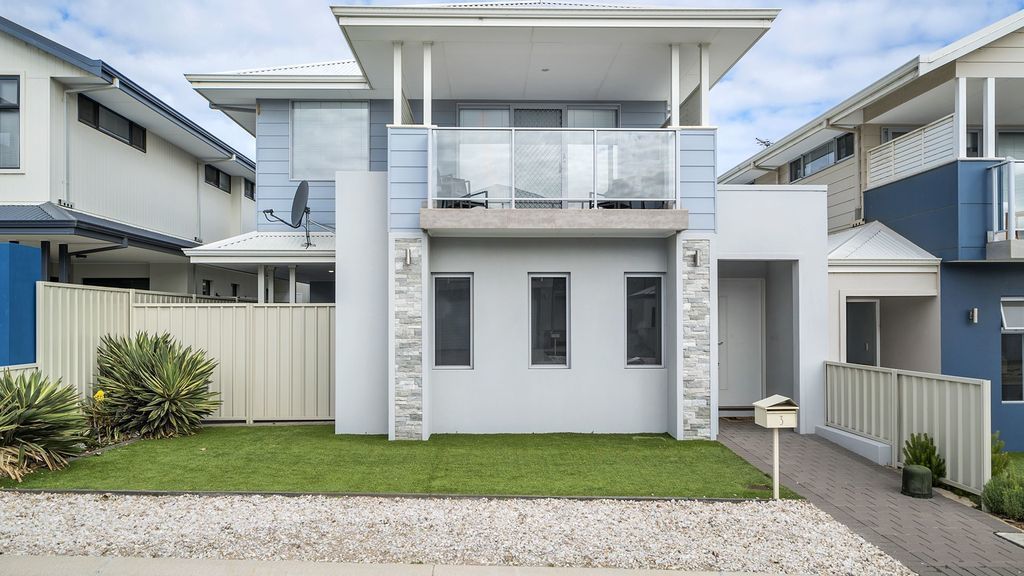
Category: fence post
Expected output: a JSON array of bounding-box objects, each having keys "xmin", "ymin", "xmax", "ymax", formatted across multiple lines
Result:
[
  {"xmin": 890, "ymin": 368, "xmax": 900, "ymax": 466},
  {"xmin": 246, "ymin": 302, "xmax": 254, "ymax": 425}
]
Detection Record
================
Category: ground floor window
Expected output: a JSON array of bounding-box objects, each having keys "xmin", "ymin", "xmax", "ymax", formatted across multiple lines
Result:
[
  {"xmin": 625, "ymin": 275, "xmax": 662, "ymax": 366},
  {"xmin": 434, "ymin": 275, "xmax": 472, "ymax": 368},
  {"xmin": 530, "ymin": 274, "xmax": 569, "ymax": 367},
  {"xmin": 1001, "ymin": 299, "xmax": 1024, "ymax": 402}
]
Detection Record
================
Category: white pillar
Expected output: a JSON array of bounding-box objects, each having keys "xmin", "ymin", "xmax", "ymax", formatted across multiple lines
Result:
[
  {"xmin": 393, "ymin": 41, "xmax": 403, "ymax": 125},
  {"xmin": 257, "ymin": 264, "xmax": 265, "ymax": 304},
  {"xmin": 267, "ymin": 266, "xmax": 276, "ymax": 303},
  {"xmin": 422, "ymin": 42, "xmax": 432, "ymax": 126},
  {"xmin": 288, "ymin": 265, "xmax": 297, "ymax": 304},
  {"xmin": 699, "ymin": 43, "xmax": 710, "ymax": 126},
  {"xmin": 670, "ymin": 44, "xmax": 680, "ymax": 127},
  {"xmin": 954, "ymin": 76, "xmax": 968, "ymax": 158},
  {"xmin": 983, "ymin": 77, "xmax": 996, "ymax": 158}
]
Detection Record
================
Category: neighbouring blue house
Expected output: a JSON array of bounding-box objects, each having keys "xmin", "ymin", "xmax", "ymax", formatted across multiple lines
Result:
[{"xmin": 721, "ymin": 10, "xmax": 1024, "ymax": 449}]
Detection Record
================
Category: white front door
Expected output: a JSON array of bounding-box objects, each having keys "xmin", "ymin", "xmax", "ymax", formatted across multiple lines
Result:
[{"xmin": 718, "ymin": 278, "xmax": 765, "ymax": 409}]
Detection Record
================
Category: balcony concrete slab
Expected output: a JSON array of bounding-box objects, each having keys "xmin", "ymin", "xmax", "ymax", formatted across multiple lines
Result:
[{"xmin": 419, "ymin": 208, "xmax": 688, "ymax": 238}]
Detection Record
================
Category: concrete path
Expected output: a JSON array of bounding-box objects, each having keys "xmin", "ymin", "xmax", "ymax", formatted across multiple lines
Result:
[
  {"xmin": 0, "ymin": 555, "xmax": 771, "ymax": 576},
  {"xmin": 718, "ymin": 418, "xmax": 1024, "ymax": 576}
]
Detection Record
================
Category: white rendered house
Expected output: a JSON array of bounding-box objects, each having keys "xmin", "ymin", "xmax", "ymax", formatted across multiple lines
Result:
[{"xmin": 190, "ymin": 1, "xmax": 829, "ymax": 440}]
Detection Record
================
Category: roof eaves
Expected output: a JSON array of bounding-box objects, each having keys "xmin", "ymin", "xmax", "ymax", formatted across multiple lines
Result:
[
  {"xmin": 332, "ymin": 4, "xmax": 780, "ymax": 24},
  {"xmin": 919, "ymin": 9, "xmax": 1024, "ymax": 74}
]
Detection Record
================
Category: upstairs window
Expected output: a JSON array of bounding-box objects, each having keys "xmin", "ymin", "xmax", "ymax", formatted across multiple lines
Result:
[
  {"xmin": 78, "ymin": 94, "xmax": 146, "ymax": 152},
  {"xmin": 204, "ymin": 164, "xmax": 231, "ymax": 193},
  {"xmin": 291, "ymin": 101, "xmax": 369, "ymax": 181},
  {"xmin": 244, "ymin": 178, "xmax": 255, "ymax": 200},
  {"xmin": 789, "ymin": 132, "xmax": 855, "ymax": 182},
  {"xmin": 0, "ymin": 77, "xmax": 19, "ymax": 169}
]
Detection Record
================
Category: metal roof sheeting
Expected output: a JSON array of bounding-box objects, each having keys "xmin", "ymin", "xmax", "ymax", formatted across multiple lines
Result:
[
  {"xmin": 828, "ymin": 221, "xmax": 939, "ymax": 262},
  {"xmin": 184, "ymin": 231, "xmax": 335, "ymax": 256}
]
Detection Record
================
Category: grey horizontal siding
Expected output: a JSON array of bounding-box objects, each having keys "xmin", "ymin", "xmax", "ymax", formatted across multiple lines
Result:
[
  {"xmin": 254, "ymin": 99, "xmax": 390, "ymax": 231},
  {"xmin": 679, "ymin": 129, "xmax": 717, "ymax": 232},
  {"xmin": 388, "ymin": 127, "xmax": 429, "ymax": 232}
]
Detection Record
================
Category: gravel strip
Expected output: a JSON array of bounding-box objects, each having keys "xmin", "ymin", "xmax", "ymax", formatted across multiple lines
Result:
[{"xmin": 0, "ymin": 493, "xmax": 910, "ymax": 575}]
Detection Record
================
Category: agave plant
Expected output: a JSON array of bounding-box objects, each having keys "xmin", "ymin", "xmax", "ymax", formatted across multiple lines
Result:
[
  {"xmin": 0, "ymin": 370, "xmax": 86, "ymax": 481},
  {"xmin": 94, "ymin": 332, "xmax": 220, "ymax": 439}
]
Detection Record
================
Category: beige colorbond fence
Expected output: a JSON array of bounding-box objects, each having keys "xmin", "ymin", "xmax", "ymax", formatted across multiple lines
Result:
[
  {"xmin": 0, "ymin": 363, "xmax": 41, "ymax": 379},
  {"xmin": 29, "ymin": 282, "xmax": 333, "ymax": 423},
  {"xmin": 825, "ymin": 361, "xmax": 991, "ymax": 494}
]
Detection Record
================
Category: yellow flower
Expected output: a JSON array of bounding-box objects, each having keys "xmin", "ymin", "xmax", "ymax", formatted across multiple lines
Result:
[{"xmin": 93, "ymin": 389, "xmax": 105, "ymax": 402}]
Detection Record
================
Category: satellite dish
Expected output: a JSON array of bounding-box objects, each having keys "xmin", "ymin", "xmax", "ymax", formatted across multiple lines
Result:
[
  {"xmin": 290, "ymin": 181, "xmax": 309, "ymax": 228},
  {"xmin": 262, "ymin": 180, "xmax": 334, "ymax": 249}
]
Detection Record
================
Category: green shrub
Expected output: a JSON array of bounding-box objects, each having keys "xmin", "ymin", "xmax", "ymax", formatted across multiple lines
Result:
[
  {"xmin": 92, "ymin": 333, "xmax": 220, "ymax": 439},
  {"xmin": 903, "ymin": 432, "xmax": 946, "ymax": 486},
  {"xmin": 992, "ymin": 431, "xmax": 1012, "ymax": 478},
  {"xmin": 983, "ymin": 469, "xmax": 1024, "ymax": 521},
  {"xmin": 0, "ymin": 370, "xmax": 85, "ymax": 481}
]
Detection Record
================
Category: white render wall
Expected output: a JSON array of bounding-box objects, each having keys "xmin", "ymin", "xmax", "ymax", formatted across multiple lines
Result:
[
  {"xmin": 428, "ymin": 237, "xmax": 670, "ymax": 434},
  {"xmin": 716, "ymin": 184, "xmax": 829, "ymax": 434}
]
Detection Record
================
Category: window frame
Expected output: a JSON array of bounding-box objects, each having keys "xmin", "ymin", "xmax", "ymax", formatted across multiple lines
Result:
[
  {"xmin": 0, "ymin": 74, "xmax": 22, "ymax": 172},
  {"xmin": 788, "ymin": 132, "xmax": 856, "ymax": 182},
  {"xmin": 624, "ymin": 273, "xmax": 665, "ymax": 369},
  {"xmin": 204, "ymin": 164, "xmax": 232, "ymax": 193},
  {"xmin": 289, "ymin": 100, "xmax": 370, "ymax": 181},
  {"xmin": 528, "ymin": 272, "xmax": 571, "ymax": 369},
  {"xmin": 1000, "ymin": 298, "xmax": 1024, "ymax": 404},
  {"xmin": 455, "ymin": 103, "xmax": 623, "ymax": 128},
  {"xmin": 432, "ymin": 273, "xmax": 474, "ymax": 370},
  {"xmin": 243, "ymin": 178, "xmax": 256, "ymax": 201},
  {"xmin": 77, "ymin": 94, "xmax": 146, "ymax": 153}
]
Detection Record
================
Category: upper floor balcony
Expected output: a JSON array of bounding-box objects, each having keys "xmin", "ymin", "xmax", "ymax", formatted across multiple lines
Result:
[{"xmin": 430, "ymin": 127, "xmax": 677, "ymax": 210}]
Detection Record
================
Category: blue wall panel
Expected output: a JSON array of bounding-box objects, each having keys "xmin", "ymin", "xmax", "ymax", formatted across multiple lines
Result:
[
  {"xmin": 0, "ymin": 243, "xmax": 39, "ymax": 366},
  {"xmin": 388, "ymin": 126, "xmax": 429, "ymax": 232},
  {"xmin": 863, "ymin": 162, "xmax": 960, "ymax": 260},
  {"xmin": 678, "ymin": 129, "xmax": 717, "ymax": 232},
  {"xmin": 941, "ymin": 263, "xmax": 1024, "ymax": 450}
]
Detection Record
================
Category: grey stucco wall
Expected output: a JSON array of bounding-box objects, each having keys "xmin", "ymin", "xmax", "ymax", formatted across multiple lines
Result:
[
  {"xmin": 255, "ymin": 99, "xmax": 390, "ymax": 231},
  {"xmin": 679, "ymin": 129, "xmax": 717, "ymax": 232},
  {"xmin": 428, "ymin": 237, "xmax": 670, "ymax": 434}
]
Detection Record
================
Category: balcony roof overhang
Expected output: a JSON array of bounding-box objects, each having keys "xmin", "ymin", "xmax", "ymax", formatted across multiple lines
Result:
[
  {"xmin": 332, "ymin": 4, "xmax": 778, "ymax": 102},
  {"xmin": 419, "ymin": 207, "xmax": 688, "ymax": 238}
]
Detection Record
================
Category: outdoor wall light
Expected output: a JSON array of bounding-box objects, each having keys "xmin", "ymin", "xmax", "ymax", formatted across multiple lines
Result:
[
  {"xmin": 692, "ymin": 250, "xmax": 702, "ymax": 267},
  {"xmin": 968, "ymin": 307, "xmax": 979, "ymax": 324}
]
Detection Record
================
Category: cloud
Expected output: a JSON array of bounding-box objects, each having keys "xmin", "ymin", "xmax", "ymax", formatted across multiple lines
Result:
[{"xmin": 0, "ymin": 0, "xmax": 1022, "ymax": 171}]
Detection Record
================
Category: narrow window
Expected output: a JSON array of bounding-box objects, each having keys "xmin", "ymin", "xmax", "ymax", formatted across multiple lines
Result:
[
  {"xmin": 201, "ymin": 279, "xmax": 212, "ymax": 296},
  {"xmin": 458, "ymin": 107, "xmax": 510, "ymax": 128},
  {"xmin": 835, "ymin": 132, "xmax": 855, "ymax": 161},
  {"xmin": 78, "ymin": 94, "xmax": 146, "ymax": 152},
  {"xmin": 244, "ymin": 178, "xmax": 256, "ymax": 200},
  {"xmin": 231, "ymin": 283, "xmax": 240, "ymax": 297},
  {"xmin": 788, "ymin": 159, "xmax": 803, "ymax": 182},
  {"xmin": 1000, "ymin": 299, "xmax": 1024, "ymax": 402},
  {"xmin": 204, "ymin": 164, "xmax": 231, "ymax": 193},
  {"xmin": 530, "ymin": 274, "xmax": 569, "ymax": 367},
  {"xmin": 434, "ymin": 275, "xmax": 472, "ymax": 368},
  {"xmin": 0, "ymin": 77, "xmax": 19, "ymax": 169},
  {"xmin": 567, "ymin": 107, "xmax": 618, "ymax": 128},
  {"xmin": 626, "ymin": 275, "xmax": 663, "ymax": 366}
]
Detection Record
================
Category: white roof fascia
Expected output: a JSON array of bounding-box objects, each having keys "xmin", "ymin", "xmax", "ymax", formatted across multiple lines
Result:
[
  {"xmin": 333, "ymin": 5, "xmax": 780, "ymax": 26},
  {"xmin": 919, "ymin": 9, "xmax": 1024, "ymax": 75},
  {"xmin": 719, "ymin": 59, "xmax": 919, "ymax": 184}
]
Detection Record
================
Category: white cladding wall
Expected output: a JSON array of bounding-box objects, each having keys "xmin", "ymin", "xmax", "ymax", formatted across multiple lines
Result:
[
  {"xmin": 428, "ymin": 237, "xmax": 669, "ymax": 434},
  {"xmin": 716, "ymin": 185, "xmax": 829, "ymax": 433},
  {"xmin": 0, "ymin": 32, "xmax": 89, "ymax": 201}
]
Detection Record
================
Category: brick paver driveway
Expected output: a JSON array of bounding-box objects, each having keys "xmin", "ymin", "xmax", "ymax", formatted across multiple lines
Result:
[{"xmin": 719, "ymin": 418, "xmax": 1024, "ymax": 576}]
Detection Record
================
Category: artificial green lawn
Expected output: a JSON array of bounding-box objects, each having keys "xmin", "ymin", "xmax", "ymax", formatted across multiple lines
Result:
[{"xmin": 1, "ymin": 425, "xmax": 797, "ymax": 499}]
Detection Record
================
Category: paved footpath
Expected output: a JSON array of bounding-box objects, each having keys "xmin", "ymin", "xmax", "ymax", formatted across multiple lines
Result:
[
  {"xmin": 0, "ymin": 555, "xmax": 772, "ymax": 576},
  {"xmin": 719, "ymin": 418, "xmax": 1024, "ymax": 576}
]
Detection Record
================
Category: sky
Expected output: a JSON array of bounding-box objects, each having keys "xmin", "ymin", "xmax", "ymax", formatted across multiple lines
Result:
[{"xmin": 2, "ymin": 0, "xmax": 1023, "ymax": 173}]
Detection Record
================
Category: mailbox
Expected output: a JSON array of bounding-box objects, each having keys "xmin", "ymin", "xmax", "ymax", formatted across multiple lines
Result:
[{"xmin": 753, "ymin": 394, "xmax": 799, "ymax": 429}]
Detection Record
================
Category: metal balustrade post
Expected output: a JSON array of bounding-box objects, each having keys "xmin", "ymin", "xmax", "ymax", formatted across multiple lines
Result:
[{"xmin": 1009, "ymin": 158, "xmax": 1017, "ymax": 240}]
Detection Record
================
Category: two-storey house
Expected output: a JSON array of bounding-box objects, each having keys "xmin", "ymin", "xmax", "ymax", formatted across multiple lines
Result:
[
  {"xmin": 189, "ymin": 1, "xmax": 830, "ymax": 440},
  {"xmin": 721, "ymin": 10, "xmax": 1024, "ymax": 448},
  {"xmin": 0, "ymin": 16, "xmax": 257, "ymax": 308}
]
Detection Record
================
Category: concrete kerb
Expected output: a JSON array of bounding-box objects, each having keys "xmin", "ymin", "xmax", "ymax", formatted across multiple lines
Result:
[{"xmin": 0, "ymin": 555, "xmax": 777, "ymax": 576}]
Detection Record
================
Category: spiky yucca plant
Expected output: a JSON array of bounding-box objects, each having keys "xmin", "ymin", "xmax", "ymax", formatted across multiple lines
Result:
[
  {"xmin": 94, "ymin": 333, "xmax": 220, "ymax": 439},
  {"xmin": 0, "ymin": 370, "xmax": 85, "ymax": 481},
  {"xmin": 903, "ymin": 432, "xmax": 946, "ymax": 486}
]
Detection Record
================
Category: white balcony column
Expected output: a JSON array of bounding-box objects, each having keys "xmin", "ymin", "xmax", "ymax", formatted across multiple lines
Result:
[
  {"xmin": 983, "ymin": 77, "xmax": 996, "ymax": 158},
  {"xmin": 699, "ymin": 43, "xmax": 710, "ymax": 126},
  {"xmin": 393, "ymin": 41, "xmax": 403, "ymax": 125},
  {"xmin": 954, "ymin": 76, "xmax": 968, "ymax": 158},
  {"xmin": 267, "ymin": 266, "xmax": 276, "ymax": 303},
  {"xmin": 670, "ymin": 43, "xmax": 680, "ymax": 127},
  {"xmin": 422, "ymin": 42, "xmax": 432, "ymax": 126},
  {"xmin": 288, "ymin": 265, "xmax": 297, "ymax": 303},
  {"xmin": 257, "ymin": 264, "xmax": 265, "ymax": 304}
]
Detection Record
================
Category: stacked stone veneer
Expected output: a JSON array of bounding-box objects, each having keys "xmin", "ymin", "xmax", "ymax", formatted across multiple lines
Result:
[
  {"xmin": 393, "ymin": 236, "xmax": 424, "ymax": 440},
  {"xmin": 681, "ymin": 239, "xmax": 712, "ymax": 439}
]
